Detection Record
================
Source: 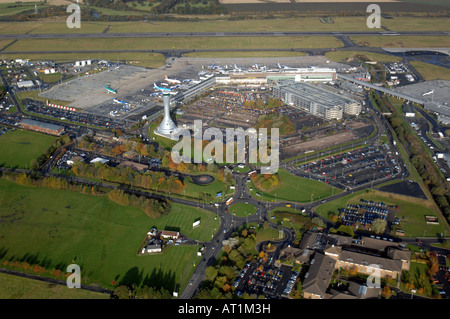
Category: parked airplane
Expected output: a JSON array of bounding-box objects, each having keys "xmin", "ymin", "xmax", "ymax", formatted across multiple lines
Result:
[
  {"xmin": 153, "ymin": 83, "xmax": 178, "ymax": 95},
  {"xmin": 105, "ymin": 84, "xmax": 117, "ymax": 94},
  {"xmin": 422, "ymin": 90, "xmax": 434, "ymax": 96},
  {"xmin": 165, "ymin": 75, "xmax": 181, "ymax": 84},
  {"xmin": 113, "ymin": 98, "xmax": 127, "ymax": 105}
]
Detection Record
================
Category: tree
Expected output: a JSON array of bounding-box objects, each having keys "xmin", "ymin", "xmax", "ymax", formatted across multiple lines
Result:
[
  {"xmin": 112, "ymin": 285, "xmax": 131, "ymax": 299},
  {"xmin": 205, "ymin": 266, "xmax": 218, "ymax": 282},
  {"xmin": 337, "ymin": 225, "xmax": 354, "ymax": 237},
  {"xmin": 371, "ymin": 218, "xmax": 387, "ymax": 234},
  {"xmin": 382, "ymin": 286, "xmax": 392, "ymax": 299}
]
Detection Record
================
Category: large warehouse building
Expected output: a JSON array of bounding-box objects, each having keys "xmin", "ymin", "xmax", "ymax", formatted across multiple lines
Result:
[
  {"xmin": 21, "ymin": 118, "xmax": 65, "ymax": 135},
  {"xmin": 273, "ymin": 82, "xmax": 361, "ymax": 120}
]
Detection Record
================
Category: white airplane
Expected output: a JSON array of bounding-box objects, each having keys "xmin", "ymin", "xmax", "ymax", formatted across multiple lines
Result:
[
  {"xmin": 153, "ymin": 83, "xmax": 178, "ymax": 95},
  {"xmin": 165, "ymin": 75, "xmax": 181, "ymax": 84},
  {"xmin": 422, "ymin": 90, "xmax": 434, "ymax": 96}
]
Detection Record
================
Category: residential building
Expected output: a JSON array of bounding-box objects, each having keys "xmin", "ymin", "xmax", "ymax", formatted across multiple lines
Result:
[{"xmin": 161, "ymin": 230, "xmax": 180, "ymax": 239}]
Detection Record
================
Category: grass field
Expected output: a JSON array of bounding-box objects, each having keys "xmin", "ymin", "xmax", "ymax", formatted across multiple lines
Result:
[
  {"xmin": 0, "ymin": 2, "xmax": 48, "ymax": 17},
  {"xmin": 381, "ymin": 16, "xmax": 450, "ymax": 31},
  {"xmin": 410, "ymin": 61, "xmax": 450, "ymax": 81},
  {"xmin": 112, "ymin": 17, "xmax": 378, "ymax": 33},
  {"xmin": 0, "ymin": 272, "xmax": 109, "ymax": 299},
  {"xmin": 184, "ymin": 51, "xmax": 307, "ymax": 58},
  {"xmin": 183, "ymin": 171, "xmax": 235, "ymax": 203},
  {"xmin": 325, "ymin": 50, "xmax": 402, "ymax": 63},
  {"xmin": 0, "ymin": 129, "xmax": 56, "ymax": 169},
  {"xmin": 250, "ymin": 168, "xmax": 341, "ymax": 203},
  {"xmin": 351, "ymin": 36, "xmax": 450, "ymax": 48},
  {"xmin": 0, "ymin": 39, "xmax": 14, "ymax": 50},
  {"xmin": 0, "ymin": 16, "xmax": 448, "ymax": 35},
  {"xmin": 314, "ymin": 188, "xmax": 449, "ymax": 238},
  {"xmin": 4, "ymin": 36, "xmax": 343, "ymax": 53},
  {"xmin": 148, "ymin": 202, "xmax": 221, "ymax": 242},
  {"xmin": 228, "ymin": 202, "xmax": 257, "ymax": 217},
  {"xmin": 0, "ymin": 178, "xmax": 206, "ymax": 291}
]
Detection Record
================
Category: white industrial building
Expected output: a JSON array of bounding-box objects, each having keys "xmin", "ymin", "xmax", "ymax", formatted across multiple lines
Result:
[{"xmin": 17, "ymin": 80, "xmax": 35, "ymax": 88}]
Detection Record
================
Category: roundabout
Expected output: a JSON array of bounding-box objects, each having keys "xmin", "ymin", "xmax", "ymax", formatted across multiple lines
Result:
[{"xmin": 189, "ymin": 174, "xmax": 215, "ymax": 185}]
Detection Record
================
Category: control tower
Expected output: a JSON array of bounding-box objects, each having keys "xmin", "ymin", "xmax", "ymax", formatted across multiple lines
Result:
[{"xmin": 154, "ymin": 92, "xmax": 177, "ymax": 138}]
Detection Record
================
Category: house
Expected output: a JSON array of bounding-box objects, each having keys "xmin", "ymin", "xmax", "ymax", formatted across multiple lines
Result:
[
  {"xmin": 146, "ymin": 244, "xmax": 162, "ymax": 254},
  {"xmin": 161, "ymin": 230, "xmax": 179, "ymax": 239}
]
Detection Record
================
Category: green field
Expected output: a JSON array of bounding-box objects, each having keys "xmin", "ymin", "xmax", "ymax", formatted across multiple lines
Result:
[
  {"xmin": 228, "ymin": 202, "xmax": 257, "ymax": 217},
  {"xmin": 0, "ymin": 129, "xmax": 56, "ymax": 169},
  {"xmin": 0, "ymin": 272, "xmax": 109, "ymax": 299},
  {"xmin": 0, "ymin": 39, "xmax": 14, "ymax": 51},
  {"xmin": 0, "ymin": 2, "xmax": 48, "ymax": 18},
  {"xmin": 4, "ymin": 36, "xmax": 343, "ymax": 53},
  {"xmin": 351, "ymin": 36, "xmax": 450, "ymax": 48},
  {"xmin": 325, "ymin": 50, "xmax": 402, "ymax": 63},
  {"xmin": 183, "ymin": 173, "xmax": 234, "ymax": 203},
  {"xmin": 0, "ymin": 16, "xmax": 448, "ymax": 36},
  {"xmin": 410, "ymin": 61, "xmax": 450, "ymax": 81},
  {"xmin": 0, "ymin": 178, "xmax": 207, "ymax": 291},
  {"xmin": 314, "ymin": 189, "xmax": 449, "ymax": 238},
  {"xmin": 148, "ymin": 202, "xmax": 221, "ymax": 242},
  {"xmin": 250, "ymin": 168, "xmax": 341, "ymax": 203}
]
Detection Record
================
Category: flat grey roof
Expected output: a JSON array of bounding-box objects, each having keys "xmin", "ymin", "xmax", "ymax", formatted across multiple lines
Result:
[{"xmin": 277, "ymin": 82, "xmax": 356, "ymax": 109}]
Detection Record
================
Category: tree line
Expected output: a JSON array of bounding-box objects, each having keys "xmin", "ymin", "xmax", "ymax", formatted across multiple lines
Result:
[
  {"xmin": 373, "ymin": 91, "xmax": 450, "ymax": 223},
  {"xmin": 71, "ymin": 161, "xmax": 185, "ymax": 195}
]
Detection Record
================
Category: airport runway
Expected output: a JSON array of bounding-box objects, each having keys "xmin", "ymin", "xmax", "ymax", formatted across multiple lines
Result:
[{"xmin": 0, "ymin": 30, "xmax": 449, "ymax": 40}]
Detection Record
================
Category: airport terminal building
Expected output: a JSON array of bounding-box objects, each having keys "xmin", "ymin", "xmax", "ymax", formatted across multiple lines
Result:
[
  {"xmin": 273, "ymin": 82, "xmax": 361, "ymax": 120},
  {"xmin": 215, "ymin": 67, "xmax": 336, "ymax": 85}
]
